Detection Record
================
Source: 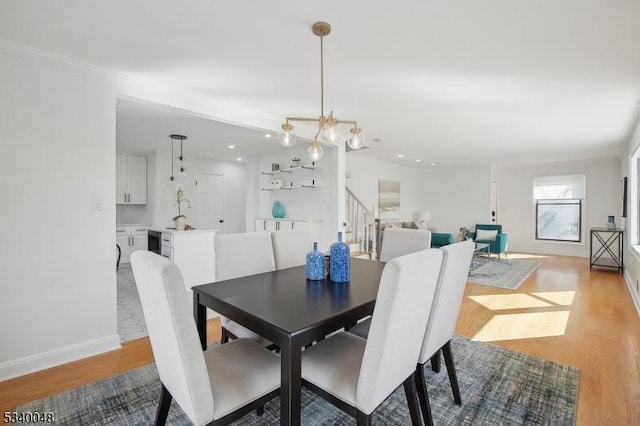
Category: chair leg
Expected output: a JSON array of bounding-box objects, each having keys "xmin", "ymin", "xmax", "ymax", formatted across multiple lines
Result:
[
  {"xmin": 155, "ymin": 384, "xmax": 172, "ymax": 426},
  {"xmin": 414, "ymin": 364, "xmax": 434, "ymax": 426},
  {"xmin": 356, "ymin": 409, "xmax": 372, "ymax": 426},
  {"xmin": 442, "ymin": 340, "xmax": 462, "ymax": 405},
  {"xmin": 430, "ymin": 350, "xmax": 441, "ymax": 373},
  {"xmin": 256, "ymin": 406, "xmax": 264, "ymax": 416},
  {"xmin": 220, "ymin": 327, "xmax": 229, "ymax": 344},
  {"xmin": 404, "ymin": 373, "xmax": 424, "ymax": 426}
]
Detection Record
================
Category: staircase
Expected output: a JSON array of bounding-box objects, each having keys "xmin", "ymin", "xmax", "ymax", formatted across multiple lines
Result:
[{"xmin": 345, "ymin": 187, "xmax": 375, "ymax": 259}]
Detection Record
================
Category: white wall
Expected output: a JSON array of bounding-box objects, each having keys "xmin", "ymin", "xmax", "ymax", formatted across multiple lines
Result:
[
  {"xmin": 151, "ymin": 153, "xmax": 247, "ymax": 233},
  {"xmin": 250, "ymin": 144, "xmax": 338, "ymax": 251},
  {"xmin": 346, "ymin": 155, "xmax": 429, "ymax": 221},
  {"xmin": 493, "ymin": 158, "xmax": 621, "ymax": 257},
  {"xmin": 0, "ymin": 52, "xmax": 120, "ymax": 379},
  {"xmin": 347, "ymin": 156, "xmax": 491, "ymax": 235},
  {"xmin": 420, "ymin": 165, "xmax": 492, "ymax": 234}
]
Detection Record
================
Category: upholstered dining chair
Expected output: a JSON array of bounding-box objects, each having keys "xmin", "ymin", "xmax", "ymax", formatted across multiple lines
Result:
[
  {"xmin": 130, "ymin": 251, "xmax": 280, "ymax": 426},
  {"xmin": 271, "ymin": 230, "xmax": 314, "ymax": 270},
  {"xmin": 414, "ymin": 240, "xmax": 474, "ymax": 426},
  {"xmin": 215, "ymin": 232, "xmax": 275, "ymax": 346},
  {"xmin": 301, "ymin": 249, "xmax": 444, "ymax": 426},
  {"xmin": 379, "ymin": 228, "xmax": 431, "ymax": 262}
]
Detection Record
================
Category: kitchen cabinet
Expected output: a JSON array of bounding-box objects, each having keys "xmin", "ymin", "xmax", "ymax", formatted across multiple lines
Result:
[
  {"xmin": 116, "ymin": 154, "xmax": 147, "ymax": 204},
  {"xmin": 116, "ymin": 225, "xmax": 150, "ymax": 264}
]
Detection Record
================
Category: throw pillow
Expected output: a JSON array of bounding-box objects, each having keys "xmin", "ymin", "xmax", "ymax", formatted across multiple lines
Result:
[{"xmin": 475, "ymin": 229, "xmax": 498, "ymax": 241}]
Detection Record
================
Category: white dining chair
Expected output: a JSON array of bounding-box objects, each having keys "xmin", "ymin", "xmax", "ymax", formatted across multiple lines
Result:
[
  {"xmin": 130, "ymin": 251, "xmax": 280, "ymax": 426},
  {"xmin": 349, "ymin": 227, "xmax": 432, "ymax": 339},
  {"xmin": 379, "ymin": 228, "xmax": 431, "ymax": 262},
  {"xmin": 215, "ymin": 232, "xmax": 276, "ymax": 346},
  {"xmin": 301, "ymin": 248, "xmax": 444, "ymax": 425},
  {"xmin": 271, "ymin": 230, "xmax": 314, "ymax": 270},
  {"xmin": 415, "ymin": 240, "xmax": 475, "ymax": 426}
]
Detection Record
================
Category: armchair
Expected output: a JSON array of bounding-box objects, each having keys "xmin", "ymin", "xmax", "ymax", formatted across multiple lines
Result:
[{"xmin": 468, "ymin": 224, "xmax": 508, "ymax": 260}]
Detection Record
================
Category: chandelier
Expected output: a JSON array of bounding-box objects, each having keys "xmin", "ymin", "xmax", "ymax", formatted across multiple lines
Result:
[
  {"xmin": 167, "ymin": 134, "xmax": 187, "ymax": 186},
  {"xmin": 278, "ymin": 22, "xmax": 365, "ymax": 161}
]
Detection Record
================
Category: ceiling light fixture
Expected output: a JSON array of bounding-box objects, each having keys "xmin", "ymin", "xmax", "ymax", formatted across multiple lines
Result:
[
  {"xmin": 278, "ymin": 22, "xmax": 365, "ymax": 161},
  {"xmin": 171, "ymin": 135, "xmax": 187, "ymax": 177},
  {"xmin": 264, "ymin": 134, "xmax": 272, "ymax": 138},
  {"xmin": 397, "ymin": 154, "xmax": 404, "ymax": 158},
  {"xmin": 228, "ymin": 144, "xmax": 235, "ymax": 149}
]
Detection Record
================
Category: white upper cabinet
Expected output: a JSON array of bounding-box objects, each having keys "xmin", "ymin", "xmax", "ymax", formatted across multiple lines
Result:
[{"xmin": 116, "ymin": 154, "xmax": 147, "ymax": 204}]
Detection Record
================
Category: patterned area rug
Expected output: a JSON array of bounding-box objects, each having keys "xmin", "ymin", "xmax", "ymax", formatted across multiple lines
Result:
[
  {"xmin": 468, "ymin": 258, "xmax": 541, "ymax": 290},
  {"xmin": 117, "ymin": 266, "xmax": 147, "ymax": 342},
  {"xmin": 16, "ymin": 335, "xmax": 579, "ymax": 425}
]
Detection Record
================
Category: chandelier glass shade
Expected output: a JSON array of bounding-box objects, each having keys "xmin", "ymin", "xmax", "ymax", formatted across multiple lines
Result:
[{"xmin": 280, "ymin": 22, "xmax": 364, "ymax": 161}]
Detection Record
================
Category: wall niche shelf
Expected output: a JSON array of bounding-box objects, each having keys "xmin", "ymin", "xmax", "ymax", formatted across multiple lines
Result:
[{"xmin": 261, "ymin": 183, "xmax": 319, "ymax": 191}]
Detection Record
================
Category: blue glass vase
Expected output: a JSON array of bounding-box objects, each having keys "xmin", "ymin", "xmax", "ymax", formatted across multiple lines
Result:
[
  {"xmin": 329, "ymin": 232, "xmax": 350, "ymax": 283},
  {"xmin": 272, "ymin": 201, "xmax": 285, "ymax": 218},
  {"xmin": 306, "ymin": 242, "xmax": 325, "ymax": 280}
]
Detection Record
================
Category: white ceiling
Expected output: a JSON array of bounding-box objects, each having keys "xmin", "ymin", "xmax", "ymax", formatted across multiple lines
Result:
[{"xmin": 2, "ymin": 1, "xmax": 639, "ymax": 167}]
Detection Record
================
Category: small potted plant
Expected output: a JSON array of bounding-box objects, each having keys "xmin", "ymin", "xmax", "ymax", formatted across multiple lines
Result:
[{"xmin": 173, "ymin": 186, "xmax": 192, "ymax": 230}]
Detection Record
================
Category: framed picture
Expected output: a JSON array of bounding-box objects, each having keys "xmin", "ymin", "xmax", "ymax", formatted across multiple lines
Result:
[
  {"xmin": 621, "ymin": 177, "xmax": 628, "ymax": 217},
  {"xmin": 378, "ymin": 179, "xmax": 400, "ymax": 219}
]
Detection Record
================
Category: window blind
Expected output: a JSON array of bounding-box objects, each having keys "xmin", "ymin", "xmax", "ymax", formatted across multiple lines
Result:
[{"xmin": 532, "ymin": 174, "xmax": 586, "ymax": 200}]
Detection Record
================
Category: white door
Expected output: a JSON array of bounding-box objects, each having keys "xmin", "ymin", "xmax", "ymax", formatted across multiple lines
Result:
[
  {"xmin": 490, "ymin": 180, "xmax": 498, "ymax": 223},
  {"xmin": 196, "ymin": 174, "xmax": 225, "ymax": 232}
]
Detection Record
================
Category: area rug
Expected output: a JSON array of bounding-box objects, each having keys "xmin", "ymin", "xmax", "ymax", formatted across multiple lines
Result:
[
  {"xmin": 16, "ymin": 335, "xmax": 579, "ymax": 426},
  {"xmin": 468, "ymin": 258, "xmax": 541, "ymax": 290}
]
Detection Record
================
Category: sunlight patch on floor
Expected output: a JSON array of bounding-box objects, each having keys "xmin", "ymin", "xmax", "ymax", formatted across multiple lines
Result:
[
  {"xmin": 531, "ymin": 291, "xmax": 575, "ymax": 306},
  {"xmin": 505, "ymin": 253, "xmax": 551, "ymax": 260},
  {"xmin": 469, "ymin": 294, "xmax": 552, "ymax": 310},
  {"xmin": 473, "ymin": 311, "xmax": 570, "ymax": 342}
]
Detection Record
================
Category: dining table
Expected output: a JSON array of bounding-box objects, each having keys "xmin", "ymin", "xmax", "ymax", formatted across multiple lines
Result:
[{"xmin": 192, "ymin": 257, "xmax": 385, "ymax": 426}]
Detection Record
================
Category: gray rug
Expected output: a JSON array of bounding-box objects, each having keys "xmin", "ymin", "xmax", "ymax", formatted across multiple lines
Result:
[
  {"xmin": 16, "ymin": 335, "xmax": 579, "ymax": 425},
  {"xmin": 468, "ymin": 258, "xmax": 541, "ymax": 290}
]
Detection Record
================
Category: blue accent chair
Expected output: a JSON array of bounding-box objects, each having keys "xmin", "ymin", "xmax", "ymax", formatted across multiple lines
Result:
[
  {"xmin": 468, "ymin": 224, "xmax": 508, "ymax": 259},
  {"xmin": 431, "ymin": 232, "xmax": 454, "ymax": 248}
]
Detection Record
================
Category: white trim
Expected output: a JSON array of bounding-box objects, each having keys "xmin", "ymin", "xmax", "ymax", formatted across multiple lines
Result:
[
  {"xmin": 623, "ymin": 270, "xmax": 640, "ymax": 318},
  {"xmin": 0, "ymin": 335, "xmax": 122, "ymax": 381}
]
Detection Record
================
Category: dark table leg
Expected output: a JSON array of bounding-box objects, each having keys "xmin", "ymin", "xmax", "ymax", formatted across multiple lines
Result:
[
  {"xmin": 193, "ymin": 292, "xmax": 207, "ymax": 350},
  {"xmin": 280, "ymin": 339, "xmax": 301, "ymax": 426}
]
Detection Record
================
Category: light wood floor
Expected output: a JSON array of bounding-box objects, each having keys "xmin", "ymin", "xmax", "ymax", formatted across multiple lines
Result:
[{"xmin": 1, "ymin": 254, "xmax": 639, "ymax": 425}]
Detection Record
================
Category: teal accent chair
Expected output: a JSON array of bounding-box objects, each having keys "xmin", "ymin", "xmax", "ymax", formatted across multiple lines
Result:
[
  {"xmin": 431, "ymin": 232, "xmax": 454, "ymax": 248},
  {"xmin": 468, "ymin": 224, "xmax": 508, "ymax": 259}
]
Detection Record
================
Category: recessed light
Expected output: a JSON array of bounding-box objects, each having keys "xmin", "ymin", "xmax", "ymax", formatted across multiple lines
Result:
[
  {"xmin": 228, "ymin": 144, "xmax": 235, "ymax": 149},
  {"xmin": 265, "ymin": 134, "xmax": 272, "ymax": 138},
  {"xmin": 397, "ymin": 154, "xmax": 404, "ymax": 158},
  {"xmin": 431, "ymin": 163, "xmax": 436, "ymax": 166},
  {"xmin": 236, "ymin": 158, "xmax": 243, "ymax": 162},
  {"xmin": 416, "ymin": 159, "xmax": 422, "ymax": 162}
]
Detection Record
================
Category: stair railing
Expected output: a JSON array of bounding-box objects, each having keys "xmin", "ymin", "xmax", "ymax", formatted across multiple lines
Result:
[{"xmin": 345, "ymin": 187, "xmax": 374, "ymax": 254}]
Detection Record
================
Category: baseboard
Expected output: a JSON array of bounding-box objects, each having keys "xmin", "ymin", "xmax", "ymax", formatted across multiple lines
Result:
[
  {"xmin": 0, "ymin": 334, "xmax": 122, "ymax": 382},
  {"xmin": 623, "ymin": 270, "xmax": 640, "ymax": 318}
]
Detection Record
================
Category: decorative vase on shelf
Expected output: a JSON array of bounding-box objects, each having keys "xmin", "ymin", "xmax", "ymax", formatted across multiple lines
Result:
[
  {"xmin": 606, "ymin": 215, "xmax": 616, "ymax": 230},
  {"xmin": 306, "ymin": 242, "xmax": 325, "ymax": 280},
  {"xmin": 329, "ymin": 232, "xmax": 350, "ymax": 283},
  {"xmin": 272, "ymin": 201, "xmax": 286, "ymax": 218}
]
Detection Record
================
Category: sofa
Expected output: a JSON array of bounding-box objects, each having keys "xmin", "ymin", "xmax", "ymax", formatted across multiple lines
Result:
[{"xmin": 375, "ymin": 219, "xmax": 454, "ymax": 259}]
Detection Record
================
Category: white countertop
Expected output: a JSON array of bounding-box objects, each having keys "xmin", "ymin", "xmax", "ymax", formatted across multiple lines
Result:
[{"xmin": 116, "ymin": 223, "xmax": 151, "ymax": 227}]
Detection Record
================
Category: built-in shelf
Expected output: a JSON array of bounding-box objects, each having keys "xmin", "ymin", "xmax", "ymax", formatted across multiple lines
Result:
[
  {"xmin": 261, "ymin": 165, "xmax": 316, "ymax": 175},
  {"xmin": 261, "ymin": 184, "xmax": 319, "ymax": 191}
]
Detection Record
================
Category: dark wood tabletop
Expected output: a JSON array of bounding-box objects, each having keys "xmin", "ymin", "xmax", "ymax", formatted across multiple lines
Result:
[{"xmin": 192, "ymin": 257, "xmax": 385, "ymax": 426}]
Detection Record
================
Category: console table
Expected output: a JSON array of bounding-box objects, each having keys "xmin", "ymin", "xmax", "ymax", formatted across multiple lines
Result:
[{"xmin": 589, "ymin": 228, "xmax": 623, "ymax": 273}]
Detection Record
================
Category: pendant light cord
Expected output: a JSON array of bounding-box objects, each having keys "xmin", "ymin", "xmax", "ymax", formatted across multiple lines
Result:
[{"xmin": 320, "ymin": 33, "xmax": 324, "ymax": 127}]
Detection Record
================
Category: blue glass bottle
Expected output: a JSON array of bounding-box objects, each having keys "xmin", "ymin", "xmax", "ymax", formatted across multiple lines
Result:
[
  {"xmin": 306, "ymin": 242, "xmax": 325, "ymax": 280},
  {"xmin": 329, "ymin": 232, "xmax": 350, "ymax": 283}
]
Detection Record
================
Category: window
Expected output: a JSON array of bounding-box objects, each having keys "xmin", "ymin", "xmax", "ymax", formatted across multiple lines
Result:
[{"xmin": 533, "ymin": 174, "xmax": 585, "ymax": 242}]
